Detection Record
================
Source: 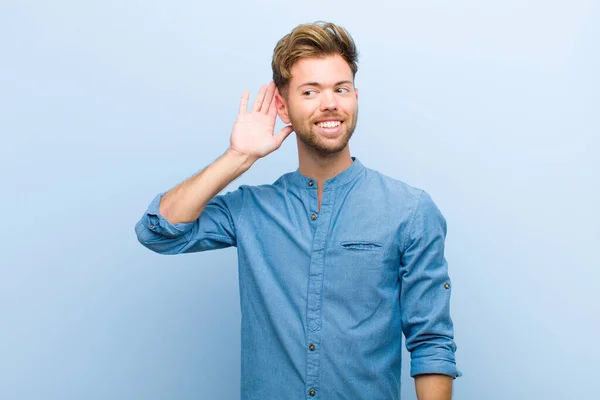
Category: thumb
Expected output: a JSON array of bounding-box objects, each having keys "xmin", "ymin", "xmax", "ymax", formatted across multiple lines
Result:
[{"xmin": 275, "ymin": 125, "xmax": 294, "ymax": 148}]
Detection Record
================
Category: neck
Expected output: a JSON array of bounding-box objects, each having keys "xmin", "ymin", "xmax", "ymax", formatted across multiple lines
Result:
[{"xmin": 296, "ymin": 143, "xmax": 354, "ymax": 187}]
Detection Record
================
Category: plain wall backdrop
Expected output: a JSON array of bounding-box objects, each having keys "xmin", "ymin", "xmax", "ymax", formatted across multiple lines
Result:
[{"xmin": 1, "ymin": 1, "xmax": 598, "ymax": 399}]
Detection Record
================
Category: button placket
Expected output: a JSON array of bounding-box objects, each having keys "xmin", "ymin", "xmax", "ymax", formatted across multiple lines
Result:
[
  {"xmin": 309, "ymin": 180, "xmax": 318, "ymax": 222},
  {"xmin": 305, "ymin": 186, "xmax": 334, "ymax": 399}
]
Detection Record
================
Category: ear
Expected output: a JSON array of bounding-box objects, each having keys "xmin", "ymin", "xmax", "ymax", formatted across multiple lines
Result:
[
  {"xmin": 276, "ymin": 91, "xmax": 291, "ymax": 124},
  {"xmin": 355, "ymin": 87, "xmax": 359, "ymax": 101}
]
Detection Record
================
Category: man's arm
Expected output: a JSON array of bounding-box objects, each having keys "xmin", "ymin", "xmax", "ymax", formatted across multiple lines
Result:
[
  {"xmin": 158, "ymin": 148, "xmax": 255, "ymax": 225},
  {"xmin": 415, "ymin": 374, "xmax": 453, "ymax": 400},
  {"xmin": 160, "ymin": 82, "xmax": 293, "ymax": 225},
  {"xmin": 399, "ymin": 190, "xmax": 461, "ymax": 396},
  {"xmin": 135, "ymin": 82, "xmax": 293, "ymax": 253}
]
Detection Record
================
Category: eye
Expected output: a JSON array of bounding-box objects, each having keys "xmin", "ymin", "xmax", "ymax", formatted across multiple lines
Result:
[
  {"xmin": 336, "ymin": 87, "xmax": 350, "ymax": 94},
  {"xmin": 302, "ymin": 89, "xmax": 317, "ymax": 97}
]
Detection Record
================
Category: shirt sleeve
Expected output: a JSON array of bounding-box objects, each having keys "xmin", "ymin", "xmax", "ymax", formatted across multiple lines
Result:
[
  {"xmin": 399, "ymin": 190, "xmax": 462, "ymax": 378},
  {"xmin": 134, "ymin": 186, "xmax": 245, "ymax": 255}
]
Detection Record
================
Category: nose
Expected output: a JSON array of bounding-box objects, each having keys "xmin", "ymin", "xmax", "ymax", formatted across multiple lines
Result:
[{"xmin": 319, "ymin": 90, "xmax": 338, "ymax": 112}]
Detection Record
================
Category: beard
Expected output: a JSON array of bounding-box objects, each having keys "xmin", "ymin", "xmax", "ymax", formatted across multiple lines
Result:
[{"xmin": 289, "ymin": 107, "xmax": 358, "ymax": 156}]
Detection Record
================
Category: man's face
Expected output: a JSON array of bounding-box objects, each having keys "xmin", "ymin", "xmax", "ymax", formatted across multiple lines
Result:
[{"xmin": 277, "ymin": 55, "xmax": 358, "ymax": 156}]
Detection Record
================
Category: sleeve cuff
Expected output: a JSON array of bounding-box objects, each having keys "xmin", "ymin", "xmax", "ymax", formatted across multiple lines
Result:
[
  {"xmin": 410, "ymin": 352, "xmax": 462, "ymax": 378},
  {"xmin": 143, "ymin": 193, "xmax": 196, "ymax": 238}
]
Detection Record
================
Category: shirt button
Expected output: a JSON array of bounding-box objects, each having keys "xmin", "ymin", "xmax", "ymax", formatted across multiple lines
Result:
[
  {"xmin": 308, "ymin": 180, "xmax": 314, "ymax": 187},
  {"xmin": 149, "ymin": 224, "xmax": 155, "ymax": 230},
  {"xmin": 309, "ymin": 389, "xmax": 316, "ymax": 396},
  {"xmin": 309, "ymin": 343, "xmax": 316, "ymax": 351},
  {"xmin": 444, "ymin": 283, "xmax": 451, "ymax": 289},
  {"xmin": 311, "ymin": 213, "xmax": 317, "ymax": 220}
]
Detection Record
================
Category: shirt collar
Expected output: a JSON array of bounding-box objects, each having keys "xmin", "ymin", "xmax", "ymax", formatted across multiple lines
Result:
[{"xmin": 289, "ymin": 157, "xmax": 365, "ymax": 191}]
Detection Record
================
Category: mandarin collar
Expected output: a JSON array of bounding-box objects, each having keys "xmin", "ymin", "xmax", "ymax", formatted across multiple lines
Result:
[{"xmin": 289, "ymin": 157, "xmax": 364, "ymax": 191}]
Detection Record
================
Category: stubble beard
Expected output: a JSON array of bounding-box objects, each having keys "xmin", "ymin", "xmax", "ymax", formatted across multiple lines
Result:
[{"xmin": 290, "ymin": 107, "xmax": 359, "ymax": 156}]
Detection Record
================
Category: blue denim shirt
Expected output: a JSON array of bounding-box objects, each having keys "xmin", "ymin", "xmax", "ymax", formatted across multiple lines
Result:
[{"xmin": 135, "ymin": 157, "xmax": 460, "ymax": 399}]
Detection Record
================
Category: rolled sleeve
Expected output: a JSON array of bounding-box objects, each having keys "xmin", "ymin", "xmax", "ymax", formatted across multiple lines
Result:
[
  {"xmin": 399, "ymin": 190, "xmax": 461, "ymax": 378},
  {"xmin": 134, "ymin": 187, "xmax": 245, "ymax": 255},
  {"xmin": 139, "ymin": 193, "xmax": 197, "ymax": 237}
]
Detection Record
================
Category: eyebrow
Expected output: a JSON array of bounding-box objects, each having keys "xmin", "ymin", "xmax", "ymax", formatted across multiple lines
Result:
[{"xmin": 297, "ymin": 80, "xmax": 354, "ymax": 89}]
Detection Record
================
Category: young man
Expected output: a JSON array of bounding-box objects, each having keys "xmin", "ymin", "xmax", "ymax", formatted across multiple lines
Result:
[{"xmin": 136, "ymin": 22, "xmax": 460, "ymax": 400}]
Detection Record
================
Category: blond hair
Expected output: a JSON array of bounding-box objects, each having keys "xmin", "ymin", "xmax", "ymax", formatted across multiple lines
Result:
[{"xmin": 272, "ymin": 22, "xmax": 358, "ymax": 94}]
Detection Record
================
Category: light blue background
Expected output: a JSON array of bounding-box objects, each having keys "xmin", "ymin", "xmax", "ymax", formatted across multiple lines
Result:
[{"xmin": 1, "ymin": 1, "xmax": 598, "ymax": 399}]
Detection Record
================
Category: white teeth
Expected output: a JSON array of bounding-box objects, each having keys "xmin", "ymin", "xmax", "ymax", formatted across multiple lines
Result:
[{"xmin": 317, "ymin": 121, "xmax": 341, "ymax": 128}]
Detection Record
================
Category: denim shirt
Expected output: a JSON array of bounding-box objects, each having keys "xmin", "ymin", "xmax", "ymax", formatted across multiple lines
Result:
[{"xmin": 135, "ymin": 157, "xmax": 460, "ymax": 400}]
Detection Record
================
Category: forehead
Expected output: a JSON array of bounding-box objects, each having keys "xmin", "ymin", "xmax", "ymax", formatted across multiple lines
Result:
[{"xmin": 289, "ymin": 55, "xmax": 353, "ymax": 87}]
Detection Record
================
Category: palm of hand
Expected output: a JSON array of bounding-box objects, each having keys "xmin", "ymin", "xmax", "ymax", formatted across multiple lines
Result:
[
  {"xmin": 229, "ymin": 82, "xmax": 294, "ymax": 159},
  {"xmin": 231, "ymin": 112, "xmax": 278, "ymax": 157}
]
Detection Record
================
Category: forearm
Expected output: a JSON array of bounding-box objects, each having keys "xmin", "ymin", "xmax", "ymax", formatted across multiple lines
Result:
[
  {"xmin": 415, "ymin": 374, "xmax": 453, "ymax": 400},
  {"xmin": 159, "ymin": 148, "xmax": 256, "ymax": 224}
]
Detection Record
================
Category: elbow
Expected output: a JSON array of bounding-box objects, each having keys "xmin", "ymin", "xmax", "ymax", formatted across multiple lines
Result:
[
  {"xmin": 134, "ymin": 219, "xmax": 161, "ymax": 253},
  {"xmin": 134, "ymin": 219, "xmax": 180, "ymax": 255}
]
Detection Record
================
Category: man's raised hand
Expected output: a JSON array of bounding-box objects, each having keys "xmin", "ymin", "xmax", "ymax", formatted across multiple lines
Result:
[{"xmin": 229, "ymin": 82, "xmax": 294, "ymax": 159}]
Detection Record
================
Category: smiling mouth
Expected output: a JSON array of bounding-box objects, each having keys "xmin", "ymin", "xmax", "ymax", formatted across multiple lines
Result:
[{"xmin": 315, "ymin": 120, "xmax": 342, "ymax": 129}]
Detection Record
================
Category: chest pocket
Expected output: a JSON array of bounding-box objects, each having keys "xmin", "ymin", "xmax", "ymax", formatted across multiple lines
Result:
[{"xmin": 340, "ymin": 240, "xmax": 385, "ymax": 270}]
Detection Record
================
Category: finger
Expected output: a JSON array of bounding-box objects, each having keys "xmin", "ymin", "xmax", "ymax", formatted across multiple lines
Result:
[
  {"xmin": 251, "ymin": 85, "xmax": 267, "ymax": 112},
  {"xmin": 238, "ymin": 90, "xmax": 250, "ymax": 115},
  {"xmin": 261, "ymin": 82, "xmax": 275, "ymax": 114},
  {"xmin": 275, "ymin": 125, "xmax": 294, "ymax": 148},
  {"xmin": 267, "ymin": 91, "xmax": 278, "ymax": 117}
]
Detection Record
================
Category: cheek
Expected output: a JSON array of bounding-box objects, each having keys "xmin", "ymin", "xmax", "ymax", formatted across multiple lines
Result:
[
  {"xmin": 342, "ymin": 97, "xmax": 358, "ymax": 110},
  {"xmin": 341, "ymin": 101, "xmax": 358, "ymax": 118},
  {"xmin": 289, "ymin": 102, "xmax": 316, "ymax": 122}
]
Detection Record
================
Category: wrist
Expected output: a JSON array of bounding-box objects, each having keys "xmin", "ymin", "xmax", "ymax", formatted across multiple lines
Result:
[{"xmin": 225, "ymin": 148, "xmax": 259, "ymax": 169}]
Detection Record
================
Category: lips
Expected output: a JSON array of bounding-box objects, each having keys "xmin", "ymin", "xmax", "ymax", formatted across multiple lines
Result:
[{"xmin": 314, "ymin": 120, "xmax": 344, "ymax": 136}]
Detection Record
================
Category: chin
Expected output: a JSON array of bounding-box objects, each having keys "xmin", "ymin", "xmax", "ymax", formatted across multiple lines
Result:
[
  {"xmin": 296, "ymin": 126, "xmax": 353, "ymax": 154},
  {"xmin": 312, "ymin": 139, "xmax": 350, "ymax": 155}
]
